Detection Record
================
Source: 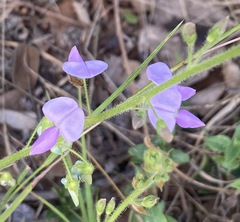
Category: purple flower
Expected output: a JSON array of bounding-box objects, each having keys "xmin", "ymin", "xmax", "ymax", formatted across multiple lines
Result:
[
  {"xmin": 62, "ymin": 46, "xmax": 108, "ymax": 78},
  {"xmin": 30, "ymin": 97, "xmax": 84, "ymax": 155},
  {"xmin": 147, "ymin": 62, "xmax": 205, "ymax": 132}
]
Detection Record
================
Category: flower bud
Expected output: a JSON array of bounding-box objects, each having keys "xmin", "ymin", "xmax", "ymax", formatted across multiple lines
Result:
[
  {"xmin": 0, "ymin": 172, "xmax": 16, "ymax": 187},
  {"xmin": 141, "ymin": 195, "xmax": 159, "ymax": 208},
  {"xmin": 132, "ymin": 172, "xmax": 145, "ymax": 189},
  {"xmin": 181, "ymin": 22, "xmax": 197, "ymax": 46},
  {"xmin": 154, "ymin": 173, "xmax": 169, "ymax": 190},
  {"xmin": 96, "ymin": 198, "xmax": 106, "ymax": 216},
  {"xmin": 66, "ymin": 178, "xmax": 79, "ymax": 191},
  {"xmin": 143, "ymin": 149, "xmax": 162, "ymax": 172},
  {"xmin": 132, "ymin": 110, "xmax": 146, "ymax": 130},
  {"xmin": 206, "ymin": 16, "xmax": 229, "ymax": 43},
  {"xmin": 106, "ymin": 197, "xmax": 116, "ymax": 216},
  {"xmin": 71, "ymin": 161, "xmax": 94, "ymax": 176}
]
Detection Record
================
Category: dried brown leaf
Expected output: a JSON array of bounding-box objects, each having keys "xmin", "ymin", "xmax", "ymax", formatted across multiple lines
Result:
[
  {"xmin": 13, "ymin": 43, "xmax": 39, "ymax": 90},
  {"xmin": 0, "ymin": 109, "xmax": 37, "ymax": 132},
  {"xmin": 222, "ymin": 61, "xmax": 240, "ymax": 88},
  {"xmin": 0, "ymin": 89, "xmax": 24, "ymax": 110},
  {"xmin": 72, "ymin": 2, "xmax": 91, "ymax": 27}
]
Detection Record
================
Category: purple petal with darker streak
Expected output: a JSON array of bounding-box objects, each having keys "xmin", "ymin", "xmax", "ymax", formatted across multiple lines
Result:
[
  {"xmin": 59, "ymin": 107, "xmax": 85, "ymax": 142},
  {"xmin": 42, "ymin": 97, "xmax": 79, "ymax": 126}
]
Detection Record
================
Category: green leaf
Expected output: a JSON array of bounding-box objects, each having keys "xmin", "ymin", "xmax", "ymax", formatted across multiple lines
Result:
[
  {"xmin": 230, "ymin": 179, "xmax": 240, "ymax": 189},
  {"xmin": 169, "ymin": 149, "xmax": 189, "ymax": 163},
  {"xmin": 222, "ymin": 159, "xmax": 239, "ymax": 170},
  {"xmin": 142, "ymin": 202, "xmax": 177, "ymax": 222},
  {"xmin": 122, "ymin": 12, "xmax": 138, "ymax": 24},
  {"xmin": 233, "ymin": 125, "xmax": 240, "ymax": 141},
  {"xmin": 129, "ymin": 144, "xmax": 147, "ymax": 164},
  {"xmin": 224, "ymin": 142, "xmax": 240, "ymax": 164},
  {"xmin": 205, "ymin": 135, "xmax": 231, "ymax": 153}
]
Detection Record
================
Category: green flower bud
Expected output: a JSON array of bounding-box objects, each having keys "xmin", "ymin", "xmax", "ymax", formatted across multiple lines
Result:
[
  {"xmin": 132, "ymin": 110, "xmax": 146, "ymax": 130},
  {"xmin": 0, "ymin": 172, "xmax": 16, "ymax": 187},
  {"xmin": 66, "ymin": 178, "xmax": 79, "ymax": 191},
  {"xmin": 155, "ymin": 173, "xmax": 169, "ymax": 190},
  {"xmin": 71, "ymin": 161, "xmax": 94, "ymax": 176},
  {"xmin": 106, "ymin": 197, "xmax": 116, "ymax": 216},
  {"xmin": 181, "ymin": 22, "xmax": 197, "ymax": 46},
  {"xmin": 206, "ymin": 16, "xmax": 229, "ymax": 43},
  {"xmin": 96, "ymin": 198, "xmax": 106, "ymax": 216},
  {"xmin": 132, "ymin": 172, "xmax": 145, "ymax": 189},
  {"xmin": 141, "ymin": 195, "xmax": 159, "ymax": 208},
  {"xmin": 143, "ymin": 149, "xmax": 162, "ymax": 172}
]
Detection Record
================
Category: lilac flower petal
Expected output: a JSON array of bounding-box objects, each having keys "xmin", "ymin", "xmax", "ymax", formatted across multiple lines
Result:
[
  {"xmin": 43, "ymin": 97, "xmax": 79, "ymax": 125},
  {"xmin": 150, "ymin": 86, "xmax": 181, "ymax": 112},
  {"xmin": 59, "ymin": 108, "xmax": 85, "ymax": 142},
  {"xmin": 85, "ymin": 60, "xmax": 108, "ymax": 78},
  {"xmin": 68, "ymin": 46, "xmax": 84, "ymax": 62},
  {"xmin": 62, "ymin": 61, "xmax": 91, "ymax": 78},
  {"xmin": 147, "ymin": 62, "xmax": 172, "ymax": 85},
  {"xmin": 176, "ymin": 109, "xmax": 205, "ymax": 128},
  {"xmin": 148, "ymin": 107, "xmax": 176, "ymax": 132},
  {"xmin": 30, "ymin": 126, "xmax": 60, "ymax": 155},
  {"xmin": 177, "ymin": 86, "xmax": 196, "ymax": 101}
]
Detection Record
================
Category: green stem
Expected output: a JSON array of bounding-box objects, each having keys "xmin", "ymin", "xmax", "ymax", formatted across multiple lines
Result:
[
  {"xmin": 105, "ymin": 175, "xmax": 155, "ymax": 222},
  {"xmin": 83, "ymin": 79, "xmax": 91, "ymax": 114},
  {"xmin": 69, "ymin": 148, "xmax": 85, "ymax": 162},
  {"xmin": 92, "ymin": 21, "xmax": 183, "ymax": 116},
  {"xmin": 81, "ymin": 135, "xmax": 95, "ymax": 222},
  {"xmin": 0, "ymin": 166, "xmax": 30, "ymax": 211},
  {"xmin": 61, "ymin": 152, "xmax": 73, "ymax": 181},
  {"xmin": 78, "ymin": 82, "xmax": 94, "ymax": 222},
  {"xmin": 187, "ymin": 44, "xmax": 194, "ymax": 67},
  {"xmin": 0, "ymin": 154, "xmax": 58, "ymax": 220},
  {"xmin": 0, "ymin": 116, "xmax": 42, "ymax": 170},
  {"xmin": 2, "ymin": 155, "xmax": 56, "ymax": 208},
  {"xmin": 32, "ymin": 192, "xmax": 71, "ymax": 222},
  {"xmin": 0, "ymin": 148, "xmax": 30, "ymax": 170},
  {"xmin": 78, "ymin": 189, "xmax": 88, "ymax": 222},
  {"xmin": 85, "ymin": 43, "xmax": 240, "ymax": 128}
]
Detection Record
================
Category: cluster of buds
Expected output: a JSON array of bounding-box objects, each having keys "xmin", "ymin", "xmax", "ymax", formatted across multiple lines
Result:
[
  {"xmin": 61, "ymin": 160, "xmax": 94, "ymax": 206},
  {"xmin": 96, "ymin": 197, "xmax": 116, "ymax": 218}
]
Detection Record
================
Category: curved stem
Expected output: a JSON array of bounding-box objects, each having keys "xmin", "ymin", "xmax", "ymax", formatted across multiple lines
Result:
[
  {"xmin": 105, "ymin": 175, "xmax": 155, "ymax": 222},
  {"xmin": 86, "ymin": 43, "xmax": 240, "ymax": 128}
]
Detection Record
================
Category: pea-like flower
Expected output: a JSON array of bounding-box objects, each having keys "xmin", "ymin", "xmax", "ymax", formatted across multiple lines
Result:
[
  {"xmin": 147, "ymin": 62, "xmax": 205, "ymax": 132},
  {"xmin": 62, "ymin": 46, "xmax": 108, "ymax": 78},
  {"xmin": 30, "ymin": 97, "xmax": 85, "ymax": 155}
]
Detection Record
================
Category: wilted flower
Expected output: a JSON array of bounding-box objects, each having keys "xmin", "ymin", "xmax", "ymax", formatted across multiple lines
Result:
[
  {"xmin": 30, "ymin": 97, "xmax": 84, "ymax": 155},
  {"xmin": 62, "ymin": 46, "xmax": 108, "ymax": 78},
  {"xmin": 147, "ymin": 62, "xmax": 205, "ymax": 132}
]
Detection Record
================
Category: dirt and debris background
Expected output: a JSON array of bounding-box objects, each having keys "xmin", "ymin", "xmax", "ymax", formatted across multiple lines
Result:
[{"xmin": 1, "ymin": 0, "xmax": 240, "ymax": 221}]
